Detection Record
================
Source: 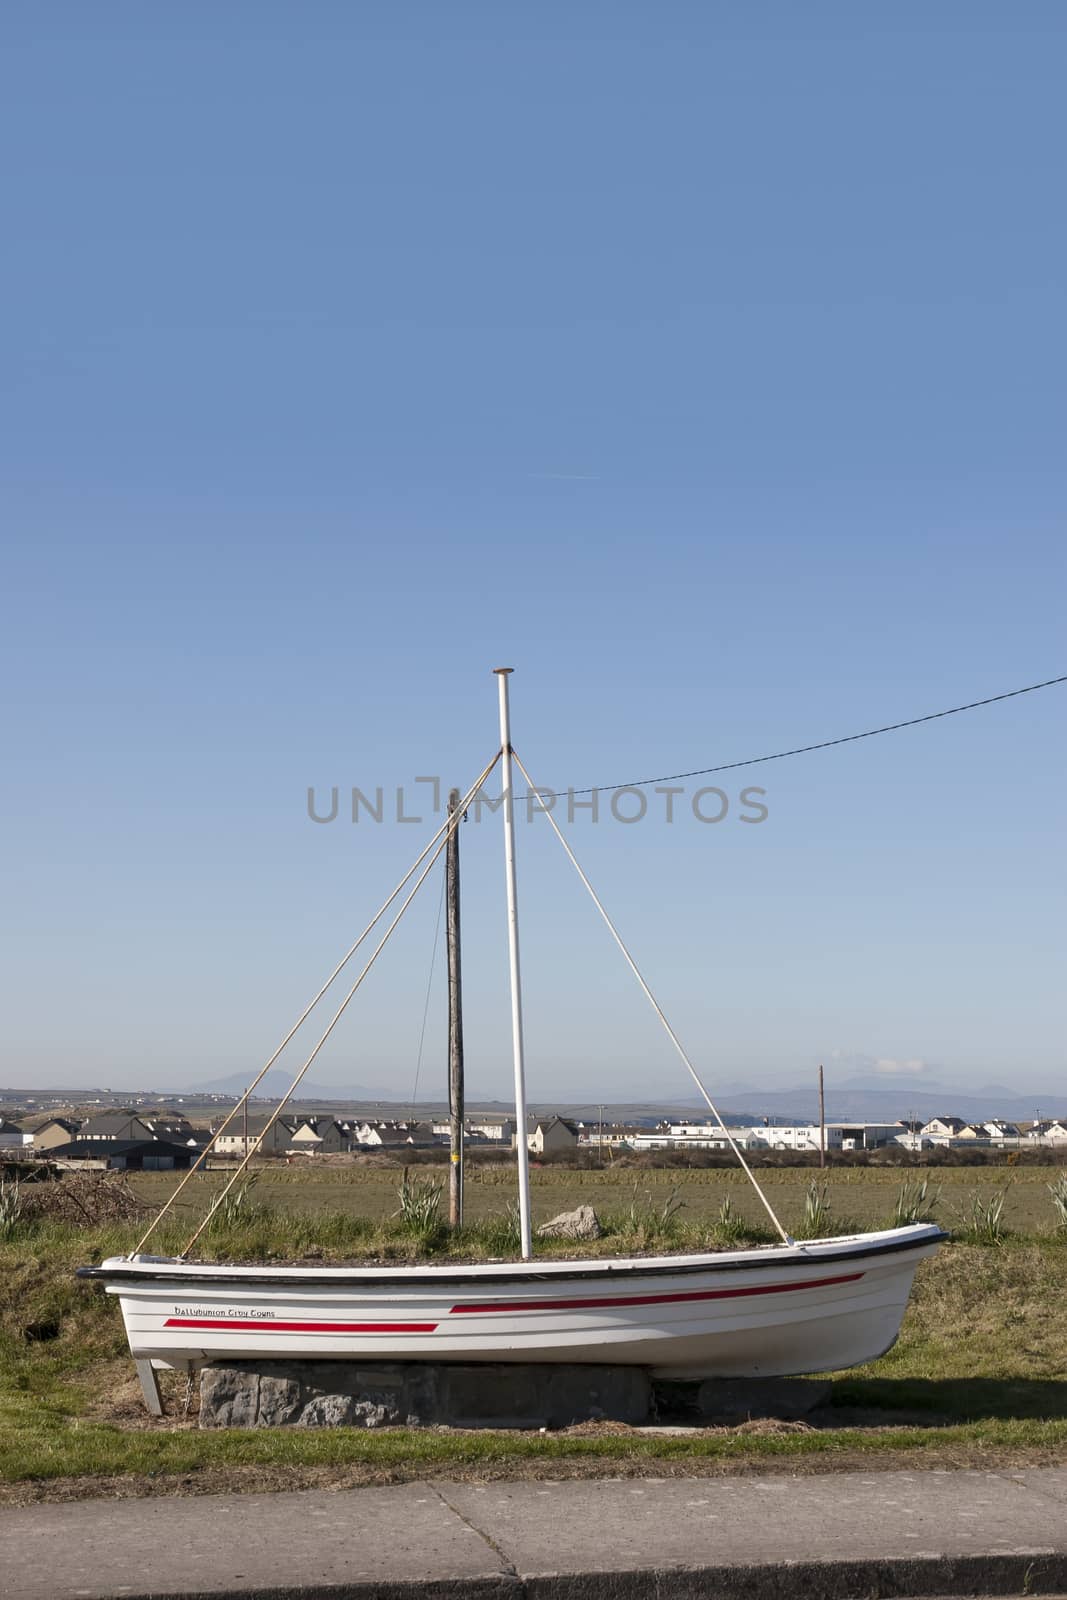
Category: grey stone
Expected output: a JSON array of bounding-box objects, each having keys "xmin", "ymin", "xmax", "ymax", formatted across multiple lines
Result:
[
  {"xmin": 536, "ymin": 1204, "xmax": 603, "ymax": 1240},
  {"xmin": 199, "ymin": 1359, "xmax": 650, "ymax": 1429}
]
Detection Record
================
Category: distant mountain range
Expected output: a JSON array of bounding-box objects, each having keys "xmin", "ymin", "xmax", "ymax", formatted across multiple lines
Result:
[
  {"xmin": 190, "ymin": 1069, "xmax": 401, "ymax": 1103},
  {"xmin": 181, "ymin": 1070, "xmax": 1067, "ymax": 1123},
  {"xmin": 188, "ymin": 1069, "xmax": 506, "ymax": 1107},
  {"xmin": 5, "ymin": 1071, "xmax": 1063, "ymax": 1125},
  {"xmin": 650, "ymin": 1077, "xmax": 1067, "ymax": 1125}
]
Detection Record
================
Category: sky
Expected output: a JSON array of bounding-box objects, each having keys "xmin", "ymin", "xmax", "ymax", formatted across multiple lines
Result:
[{"xmin": 1, "ymin": 4, "xmax": 1064, "ymax": 1102}]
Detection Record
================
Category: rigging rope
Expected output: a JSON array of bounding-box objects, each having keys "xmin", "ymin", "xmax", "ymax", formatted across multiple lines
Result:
[
  {"xmin": 179, "ymin": 783, "xmax": 482, "ymax": 1257},
  {"xmin": 511, "ymin": 748, "xmax": 795, "ymax": 1247},
  {"xmin": 133, "ymin": 749, "xmax": 502, "ymax": 1256},
  {"xmin": 408, "ymin": 871, "xmax": 446, "ymax": 1118}
]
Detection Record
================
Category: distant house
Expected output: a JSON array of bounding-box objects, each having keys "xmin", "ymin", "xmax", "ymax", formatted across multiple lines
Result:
[
  {"xmin": 0, "ymin": 1119, "xmax": 30, "ymax": 1149},
  {"xmin": 468, "ymin": 1116, "xmax": 516, "ymax": 1143},
  {"xmin": 921, "ymin": 1117, "xmax": 968, "ymax": 1142},
  {"xmin": 315, "ymin": 1118, "xmax": 361, "ymax": 1153},
  {"xmin": 957, "ymin": 1120, "xmax": 1022, "ymax": 1142},
  {"xmin": 521, "ymin": 1116, "xmax": 579, "ymax": 1155},
  {"xmin": 79, "ymin": 1110, "xmax": 156, "ymax": 1142},
  {"xmin": 431, "ymin": 1116, "xmax": 516, "ymax": 1143},
  {"xmin": 286, "ymin": 1118, "xmax": 360, "ymax": 1154},
  {"xmin": 212, "ymin": 1116, "xmax": 299, "ymax": 1157},
  {"xmin": 47, "ymin": 1138, "xmax": 199, "ymax": 1171},
  {"xmin": 142, "ymin": 1113, "xmax": 198, "ymax": 1144},
  {"xmin": 355, "ymin": 1121, "xmax": 417, "ymax": 1148},
  {"xmin": 31, "ymin": 1117, "xmax": 81, "ymax": 1152},
  {"xmin": 1029, "ymin": 1120, "xmax": 1067, "ymax": 1145}
]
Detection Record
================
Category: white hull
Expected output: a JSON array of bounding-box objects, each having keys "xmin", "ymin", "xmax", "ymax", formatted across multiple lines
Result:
[{"xmin": 81, "ymin": 1224, "xmax": 942, "ymax": 1379}]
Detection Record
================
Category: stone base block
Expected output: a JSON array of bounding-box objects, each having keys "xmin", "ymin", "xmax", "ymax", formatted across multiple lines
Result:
[
  {"xmin": 199, "ymin": 1360, "xmax": 652, "ymax": 1430},
  {"xmin": 654, "ymin": 1375, "xmax": 831, "ymax": 1423}
]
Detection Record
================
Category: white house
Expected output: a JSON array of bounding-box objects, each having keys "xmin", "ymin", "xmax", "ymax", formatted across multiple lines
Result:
[
  {"xmin": 631, "ymin": 1125, "xmax": 759, "ymax": 1152},
  {"xmin": 517, "ymin": 1117, "xmax": 579, "ymax": 1154},
  {"xmin": 1028, "ymin": 1120, "xmax": 1067, "ymax": 1145},
  {"xmin": 921, "ymin": 1117, "xmax": 968, "ymax": 1143}
]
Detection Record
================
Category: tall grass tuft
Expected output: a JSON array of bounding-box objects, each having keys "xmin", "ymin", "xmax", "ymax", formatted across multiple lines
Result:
[
  {"xmin": 795, "ymin": 1180, "xmax": 832, "ymax": 1240},
  {"xmin": 893, "ymin": 1177, "xmax": 941, "ymax": 1227},
  {"xmin": 394, "ymin": 1171, "xmax": 444, "ymax": 1240},
  {"xmin": 0, "ymin": 1179, "xmax": 25, "ymax": 1240},
  {"xmin": 1048, "ymin": 1174, "xmax": 1067, "ymax": 1232},
  {"xmin": 472, "ymin": 1201, "xmax": 523, "ymax": 1256},
  {"xmin": 709, "ymin": 1195, "xmax": 749, "ymax": 1246},
  {"xmin": 956, "ymin": 1189, "xmax": 1008, "ymax": 1246},
  {"xmin": 205, "ymin": 1175, "xmax": 268, "ymax": 1234},
  {"xmin": 603, "ymin": 1182, "xmax": 685, "ymax": 1244}
]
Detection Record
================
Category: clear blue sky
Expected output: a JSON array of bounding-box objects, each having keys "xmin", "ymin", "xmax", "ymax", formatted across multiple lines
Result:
[{"xmin": 2, "ymin": 4, "xmax": 1064, "ymax": 1101}]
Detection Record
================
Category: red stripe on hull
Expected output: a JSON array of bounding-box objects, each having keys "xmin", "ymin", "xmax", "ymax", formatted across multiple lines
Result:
[
  {"xmin": 163, "ymin": 1318, "xmax": 438, "ymax": 1334},
  {"xmin": 450, "ymin": 1270, "xmax": 865, "ymax": 1315}
]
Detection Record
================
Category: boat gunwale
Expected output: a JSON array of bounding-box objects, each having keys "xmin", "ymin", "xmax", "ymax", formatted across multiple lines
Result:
[{"xmin": 77, "ymin": 1224, "xmax": 946, "ymax": 1289}]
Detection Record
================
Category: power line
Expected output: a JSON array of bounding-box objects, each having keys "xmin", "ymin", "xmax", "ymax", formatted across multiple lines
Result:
[{"xmin": 525, "ymin": 673, "xmax": 1067, "ymax": 799}]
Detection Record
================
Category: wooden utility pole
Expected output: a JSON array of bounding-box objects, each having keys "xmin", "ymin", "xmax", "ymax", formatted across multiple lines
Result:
[
  {"xmin": 447, "ymin": 787, "xmax": 464, "ymax": 1227},
  {"xmin": 818, "ymin": 1063, "xmax": 826, "ymax": 1169}
]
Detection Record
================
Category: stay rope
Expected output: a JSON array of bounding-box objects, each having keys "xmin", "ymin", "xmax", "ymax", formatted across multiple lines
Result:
[{"xmin": 510, "ymin": 749, "xmax": 794, "ymax": 1248}]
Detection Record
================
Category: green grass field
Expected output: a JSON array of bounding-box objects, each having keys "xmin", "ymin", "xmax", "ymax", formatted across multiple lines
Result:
[
  {"xmin": 1, "ymin": 1164, "xmax": 1065, "ymax": 1501},
  {"xmin": 128, "ymin": 1159, "xmax": 1064, "ymax": 1235}
]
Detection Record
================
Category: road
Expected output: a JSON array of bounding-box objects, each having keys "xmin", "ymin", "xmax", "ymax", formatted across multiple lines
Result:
[{"xmin": 1, "ymin": 1466, "xmax": 1065, "ymax": 1597}]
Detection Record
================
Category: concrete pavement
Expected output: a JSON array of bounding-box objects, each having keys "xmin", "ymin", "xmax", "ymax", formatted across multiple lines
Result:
[{"xmin": 2, "ymin": 1466, "xmax": 1066, "ymax": 1598}]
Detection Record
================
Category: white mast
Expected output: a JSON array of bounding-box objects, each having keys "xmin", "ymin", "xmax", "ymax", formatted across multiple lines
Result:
[{"xmin": 494, "ymin": 667, "xmax": 533, "ymax": 1261}]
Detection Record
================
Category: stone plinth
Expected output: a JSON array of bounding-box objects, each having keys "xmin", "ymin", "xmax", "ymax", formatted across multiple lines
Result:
[
  {"xmin": 654, "ymin": 1375, "xmax": 831, "ymax": 1423},
  {"xmin": 199, "ymin": 1360, "xmax": 652, "ymax": 1430}
]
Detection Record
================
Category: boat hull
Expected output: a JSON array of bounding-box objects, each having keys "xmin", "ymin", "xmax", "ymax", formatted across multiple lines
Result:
[{"xmin": 80, "ymin": 1225, "xmax": 943, "ymax": 1380}]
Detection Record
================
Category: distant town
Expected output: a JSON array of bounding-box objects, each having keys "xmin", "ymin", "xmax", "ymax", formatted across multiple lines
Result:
[{"xmin": 1, "ymin": 1090, "xmax": 1065, "ymax": 1173}]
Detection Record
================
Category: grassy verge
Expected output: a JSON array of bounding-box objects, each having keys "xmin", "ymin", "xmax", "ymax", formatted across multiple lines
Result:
[{"xmin": 2, "ymin": 1184, "xmax": 1066, "ymax": 1499}]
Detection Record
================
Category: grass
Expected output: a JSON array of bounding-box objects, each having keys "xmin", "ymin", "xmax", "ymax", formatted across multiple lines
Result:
[
  {"xmin": 2, "ymin": 1168, "xmax": 1066, "ymax": 1499},
  {"xmin": 125, "ymin": 1160, "xmax": 1067, "ymax": 1236}
]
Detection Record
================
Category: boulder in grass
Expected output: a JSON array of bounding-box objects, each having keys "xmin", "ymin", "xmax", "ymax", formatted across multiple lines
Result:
[{"xmin": 536, "ymin": 1205, "xmax": 603, "ymax": 1241}]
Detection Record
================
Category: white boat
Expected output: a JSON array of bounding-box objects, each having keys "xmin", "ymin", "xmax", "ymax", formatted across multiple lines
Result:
[
  {"xmin": 81, "ymin": 671, "xmax": 944, "ymax": 1403},
  {"xmin": 81, "ymin": 1225, "xmax": 941, "ymax": 1380}
]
